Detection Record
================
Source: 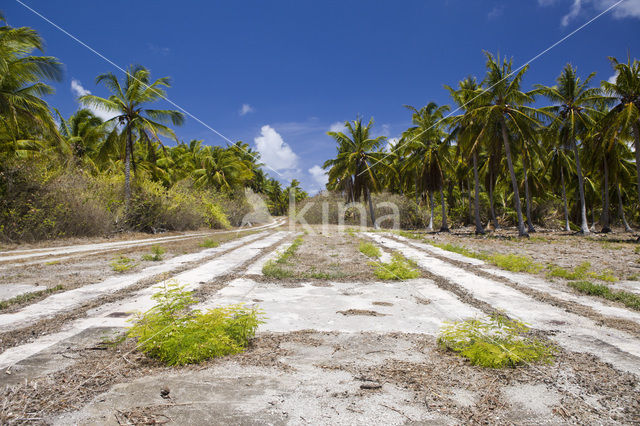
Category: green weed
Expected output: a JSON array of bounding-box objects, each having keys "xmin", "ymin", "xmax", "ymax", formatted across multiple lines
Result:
[
  {"xmin": 438, "ymin": 314, "xmax": 555, "ymax": 368},
  {"xmin": 142, "ymin": 245, "xmax": 165, "ymax": 261},
  {"xmin": 372, "ymin": 252, "xmax": 420, "ymax": 280},
  {"xmin": 45, "ymin": 260, "xmax": 60, "ymax": 265},
  {"xmin": 486, "ymin": 253, "xmax": 543, "ymax": 273},
  {"xmin": 110, "ymin": 255, "xmax": 137, "ymax": 273},
  {"xmin": 394, "ymin": 230, "xmax": 423, "ymax": 240},
  {"xmin": 275, "ymin": 237, "xmax": 303, "ymax": 264},
  {"xmin": 262, "ymin": 260, "xmax": 294, "ymax": 278},
  {"xmin": 359, "ymin": 241, "xmax": 382, "ymax": 258},
  {"xmin": 200, "ymin": 238, "xmax": 220, "ymax": 248},
  {"xmin": 568, "ymin": 281, "xmax": 640, "ymax": 311},
  {"xmin": 547, "ymin": 262, "xmax": 617, "ymax": 282},
  {"xmin": 127, "ymin": 282, "xmax": 264, "ymax": 366}
]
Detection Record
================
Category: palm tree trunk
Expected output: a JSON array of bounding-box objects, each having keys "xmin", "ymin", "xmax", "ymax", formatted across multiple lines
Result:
[
  {"xmin": 560, "ymin": 167, "xmax": 570, "ymax": 232},
  {"xmin": 472, "ymin": 152, "xmax": 484, "ymax": 234},
  {"xmin": 488, "ymin": 171, "xmax": 499, "ymax": 230},
  {"xmin": 440, "ymin": 188, "xmax": 449, "ymax": 232},
  {"xmin": 124, "ymin": 126, "xmax": 132, "ymax": 210},
  {"xmin": 571, "ymin": 138, "xmax": 590, "ymax": 234},
  {"xmin": 633, "ymin": 122, "xmax": 640, "ymax": 212},
  {"xmin": 366, "ymin": 187, "xmax": 377, "ymax": 229},
  {"xmin": 617, "ymin": 184, "xmax": 633, "ymax": 232},
  {"xmin": 523, "ymin": 154, "xmax": 536, "ymax": 233},
  {"xmin": 415, "ymin": 174, "xmax": 420, "ymax": 204},
  {"xmin": 601, "ymin": 157, "xmax": 611, "ymax": 233},
  {"xmin": 500, "ymin": 117, "xmax": 527, "ymax": 237},
  {"xmin": 427, "ymin": 191, "xmax": 434, "ymax": 232}
]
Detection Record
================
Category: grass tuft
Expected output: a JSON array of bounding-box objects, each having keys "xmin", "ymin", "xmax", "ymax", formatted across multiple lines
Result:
[
  {"xmin": 359, "ymin": 241, "xmax": 382, "ymax": 258},
  {"xmin": 127, "ymin": 282, "xmax": 264, "ymax": 366},
  {"xmin": 142, "ymin": 245, "xmax": 165, "ymax": 261},
  {"xmin": 438, "ymin": 314, "xmax": 555, "ymax": 368},
  {"xmin": 486, "ymin": 253, "xmax": 542, "ymax": 273},
  {"xmin": 200, "ymin": 238, "xmax": 220, "ymax": 248},
  {"xmin": 547, "ymin": 261, "xmax": 617, "ymax": 282},
  {"xmin": 372, "ymin": 252, "xmax": 420, "ymax": 280},
  {"xmin": 110, "ymin": 255, "xmax": 137, "ymax": 273},
  {"xmin": 262, "ymin": 236, "xmax": 304, "ymax": 278},
  {"xmin": 568, "ymin": 280, "xmax": 640, "ymax": 311}
]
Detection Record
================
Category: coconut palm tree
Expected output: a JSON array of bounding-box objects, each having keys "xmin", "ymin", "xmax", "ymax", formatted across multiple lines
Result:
[
  {"xmin": 80, "ymin": 65, "xmax": 185, "ymax": 209},
  {"xmin": 469, "ymin": 52, "xmax": 543, "ymax": 237},
  {"xmin": 398, "ymin": 102, "xmax": 451, "ymax": 232},
  {"xmin": 194, "ymin": 145, "xmax": 253, "ymax": 191},
  {"xmin": 536, "ymin": 63, "xmax": 602, "ymax": 234},
  {"xmin": 324, "ymin": 118, "xmax": 391, "ymax": 227},
  {"xmin": 0, "ymin": 12, "xmax": 62, "ymax": 157},
  {"xmin": 601, "ymin": 56, "xmax": 640, "ymax": 211},
  {"xmin": 446, "ymin": 77, "xmax": 487, "ymax": 234}
]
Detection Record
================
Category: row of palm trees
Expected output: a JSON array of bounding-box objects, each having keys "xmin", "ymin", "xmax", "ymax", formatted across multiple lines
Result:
[
  {"xmin": 324, "ymin": 52, "xmax": 640, "ymax": 236},
  {"xmin": 0, "ymin": 13, "xmax": 304, "ymax": 217}
]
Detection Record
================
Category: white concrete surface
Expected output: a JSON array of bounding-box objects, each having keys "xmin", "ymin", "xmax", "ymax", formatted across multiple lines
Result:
[
  {"xmin": 0, "ymin": 219, "xmax": 284, "ymax": 263},
  {"xmin": 0, "ymin": 232, "xmax": 269, "ymax": 332},
  {"xmin": 0, "ymin": 284, "xmax": 41, "ymax": 302},
  {"xmin": 0, "ymin": 232, "xmax": 287, "ymax": 370},
  {"xmin": 367, "ymin": 233, "xmax": 640, "ymax": 376},
  {"xmin": 202, "ymin": 277, "xmax": 483, "ymax": 334}
]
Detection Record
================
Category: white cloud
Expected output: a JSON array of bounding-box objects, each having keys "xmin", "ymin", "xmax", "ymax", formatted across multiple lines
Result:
[
  {"xmin": 380, "ymin": 124, "xmax": 391, "ymax": 137},
  {"xmin": 308, "ymin": 165, "xmax": 328, "ymax": 189},
  {"xmin": 254, "ymin": 125, "xmax": 299, "ymax": 171},
  {"xmin": 239, "ymin": 104, "xmax": 254, "ymax": 116},
  {"xmin": 487, "ymin": 5, "xmax": 504, "ymax": 19},
  {"xmin": 608, "ymin": 71, "xmax": 618, "ymax": 83},
  {"xmin": 329, "ymin": 121, "xmax": 345, "ymax": 133},
  {"xmin": 385, "ymin": 137, "xmax": 399, "ymax": 152},
  {"xmin": 539, "ymin": 0, "xmax": 640, "ymax": 26},
  {"xmin": 70, "ymin": 79, "xmax": 119, "ymax": 122}
]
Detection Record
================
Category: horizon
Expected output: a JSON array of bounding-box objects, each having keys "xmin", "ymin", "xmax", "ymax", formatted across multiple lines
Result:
[{"xmin": 3, "ymin": 0, "xmax": 640, "ymax": 193}]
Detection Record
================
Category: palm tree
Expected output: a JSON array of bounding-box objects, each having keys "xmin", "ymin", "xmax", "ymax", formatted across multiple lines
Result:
[
  {"xmin": 536, "ymin": 63, "xmax": 602, "ymax": 234},
  {"xmin": 324, "ymin": 118, "xmax": 391, "ymax": 227},
  {"xmin": 545, "ymin": 133, "xmax": 575, "ymax": 232},
  {"xmin": 194, "ymin": 145, "xmax": 253, "ymax": 191},
  {"xmin": 0, "ymin": 12, "xmax": 62, "ymax": 157},
  {"xmin": 469, "ymin": 52, "xmax": 542, "ymax": 236},
  {"xmin": 80, "ymin": 65, "xmax": 184, "ymax": 209},
  {"xmin": 601, "ymin": 56, "xmax": 640, "ymax": 211},
  {"xmin": 399, "ymin": 102, "xmax": 451, "ymax": 232},
  {"xmin": 446, "ymin": 77, "xmax": 486, "ymax": 234},
  {"xmin": 55, "ymin": 109, "xmax": 108, "ymax": 167}
]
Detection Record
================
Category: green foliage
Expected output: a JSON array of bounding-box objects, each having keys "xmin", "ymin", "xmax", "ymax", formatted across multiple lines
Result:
[
  {"xmin": 110, "ymin": 255, "xmax": 136, "ymax": 272},
  {"xmin": 394, "ymin": 230, "xmax": 424, "ymax": 240},
  {"xmin": 433, "ymin": 242, "xmax": 478, "ymax": 258},
  {"xmin": 486, "ymin": 253, "xmax": 543, "ymax": 273},
  {"xmin": 142, "ymin": 245, "xmax": 165, "ymax": 261},
  {"xmin": 0, "ymin": 285, "xmax": 64, "ymax": 310},
  {"xmin": 276, "ymin": 237, "xmax": 303, "ymax": 264},
  {"xmin": 568, "ymin": 281, "xmax": 640, "ymax": 311},
  {"xmin": 127, "ymin": 283, "xmax": 264, "ymax": 365},
  {"xmin": 438, "ymin": 315, "xmax": 555, "ymax": 368},
  {"xmin": 262, "ymin": 260, "xmax": 294, "ymax": 278},
  {"xmin": 372, "ymin": 252, "xmax": 420, "ymax": 280},
  {"xmin": 199, "ymin": 238, "xmax": 219, "ymax": 248},
  {"xmin": 359, "ymin": 241, "xmax": 382, "ymax": 258},
  {"xmin": 547, "ymin": 261, "xmax": 617, "ymax": 282}
]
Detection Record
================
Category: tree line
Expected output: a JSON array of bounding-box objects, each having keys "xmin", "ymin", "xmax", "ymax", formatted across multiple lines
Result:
[
  {"xmin": 324, "ymin": 52, "xmax": 640, "ymax": 236},
  {"xmin": 0, "ymin": 12, "xmax": 305, "ymax": 221}
]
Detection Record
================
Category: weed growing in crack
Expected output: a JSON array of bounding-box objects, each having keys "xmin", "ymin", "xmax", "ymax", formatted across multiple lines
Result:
[
  {"xmin": 372, "ymin": 252, "xmax": 420, "ymax": 280},
  {"xmin": 359, "ymin": 241, "xmax": 382, "ymax": 258},
  {"xmin": 568, "ymin": 281, "xmax": 640, "ymax": 311},
  {"xmin": 438, "ymin": 314, "xmax": 555, "ymax": 368},
  {"xmin": 127, "ymin": 282, "xmax": 264, "ymax": 365},
  {"xmin": 110, "ymin": 255, "xmax": 137, "ymax": 273},
  {"xmin": 142, "ymin": 245, "xmax": 165, "ymax": 261},
  {"xmin": 547, "ymin": 261, "xmax": 617, "ymax": 282},
  {"xmin": 0, "ymin": 284, "xmax": 64, "ymax": 310},
  {"xmin": 200, "ymin": 238, "xmax": 219, "ymax": 248},
  {"xmin": 262, "ymin": 236, "xmax": 304, "ymax": 278}
]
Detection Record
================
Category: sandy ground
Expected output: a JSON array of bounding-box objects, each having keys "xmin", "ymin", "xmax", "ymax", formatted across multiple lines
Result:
[{"xmin": 0, "ymin": 224, "xmax": 639, "ymax": 424}]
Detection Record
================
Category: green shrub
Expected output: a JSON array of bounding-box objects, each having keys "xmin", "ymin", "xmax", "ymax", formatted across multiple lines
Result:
[
  {"xmin": 110, "ymin": 255, "xmax": 137, "ymax": 272},
  {"xmin": 142, "ymin": 245, "xmax": 165, "ymax": 261},
  {"xmin": 199, "ymin": 238, "xmax": 219, "ymax": 248},
  {"xmin": 127, "ymin": 283, "xmax": 264, "ymax": 365},
  {"xmin": 372, "ymin": 252, "xmax": 420, "ymax": 280},
  {"xmin": 547, "ymin": 261, "xmax": 618, "ymax": 282},
  {"xmin": 359, "ymin": 241, "xmax": 381, "ymax": 258},
  {"xmin": 568, "ymin": 281, "xmax": 640, "ymax": 311},
  {"xmin": 486, "ymin": 253, "xmax": 542, "ymax": 273},
  {"xmin": 438, "ymin": 315, "xmax": 555, "ymax": 368}
]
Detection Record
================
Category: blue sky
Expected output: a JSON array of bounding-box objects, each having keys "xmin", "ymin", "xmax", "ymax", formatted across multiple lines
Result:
[{"xmin": 3, "ymin": 0, "xmax": 640, "ymax": 193}]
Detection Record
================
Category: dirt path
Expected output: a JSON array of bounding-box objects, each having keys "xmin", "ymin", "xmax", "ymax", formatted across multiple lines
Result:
[{"xmin": 1, "ymin": 226, "xmax": 639, "ymax": 424}]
